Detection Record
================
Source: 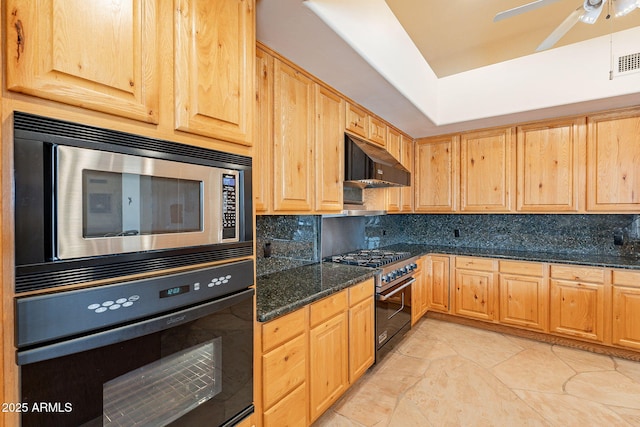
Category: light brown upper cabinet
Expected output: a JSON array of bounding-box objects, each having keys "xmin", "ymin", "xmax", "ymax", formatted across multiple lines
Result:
[
  {"xmin": 516, "ymin": 118, "xmax": 583, "ymax": 212},
  {"xmin": 386, "ymin": 127, "xmax": 402, "ymax": 212},
  {"xmin": 254, "ymin": 46, "xmax": 273, "ymax": 213},
  {"xmin": 368, "ymin": 116, "xmax": 387, "ymax": 148},
  {"xmin": 400, "ymin": 136, "xmax": 414, "ymax": 212},
  {"xmin": 175, "ymin": 0, "xmax": 254, "ymax": 145},
  {"xmin": 460, "ymin": 128, "xmax": 515, "ymax": 212},
  {"xmin": 315, "ymin": 85, "xmax": 345, "ymax": 212},
  {"xmin": 272, "ymin": 59, "xmax": 315, "ymax": 212},
  {"xmin": 586, "ymin": 108, "xmax": 640, "ymax": 212},
  {"xmin": 6, "ymin": 0, "xmax": 160, "ymax": 123},
  {"xmin": 345, "ymin": 102, "xmax": 368, "ymax": 138},
  {"xmin": 415, "ymin": 135, "xmax": 459, "ymax": 212}
]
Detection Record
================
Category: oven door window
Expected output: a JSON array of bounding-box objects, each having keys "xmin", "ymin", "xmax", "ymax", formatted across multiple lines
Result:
[
  {"xmin": 20, "ymin": 297, "xmax": 253, "ymax": 427},
  {"xmin": 83, "ymin": 170, "xmax": 203, "ymax": 238}
]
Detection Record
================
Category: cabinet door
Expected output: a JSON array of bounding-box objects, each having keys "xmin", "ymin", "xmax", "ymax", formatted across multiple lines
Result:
[
  {"xmin": 415, "ymin": 135, "xmax": 458, "ymax": 212},
  {"xmin": 315, "ymin": 85, "xmax": 344, "ymax": 212},
  {"xmin": 263, "ymin": 383, "xmax": 307, "ymax": 427},
  {"xmin": 349, "ymin": 298, "xmax": 374, "ymax": 384},
  {"xmin": 411, "ymin": 266, "xmax": 427, "ymax": 325},
  {"xmin": 550, "ymin": 279, "xmax": 607, "ymax": 343},
  {"xmin": 262, "ymin": 334, "xmax": 307, "ymax": 410},
  {"xmin": 454, "ymin": 269, "xmax": 496, "ymax": 321},
  {"xmin": 7, "ymin": 0, "xmax": 159, "ymax": 123},
  {"xmin": 175, "ymin": 0, "xmax": 254, "ymax": 145},
  {"xmin": 612, "ymin": 286, "xmax": 640, "ymax": 350},
  {"xmin": 345, "ymin": 102, "xmax": 367, "ymax": 138},
  {"xmin": 499, "ymin": 274, "xmax": 548, "ymax": 332},
  {"xmin": 427, "ymin": 255, "xmax": 450, "ymax": 313},
  {"xmin": 387, "ymin": 128, "xmax": 402, "ymax": 212},
  {"xmin": 254, "ymin": 47, "xmax": 273, "ymax": 213},
  {"xmin": 516, "ymin": 118, "xmax": 582, "ymax": 212},
  {"xmin": 368, "ymin": 116, "xmax": 387, "ymax": 147},
  {"xmin": 309, "ymin": 312, "xmax": 349, "ymax": 423},
  {"xmin": 400, "ymin": 135, "xmax": 414, "ymax": 212},
  {"xmin": 587, "ymin": 108, "xmax": 640, "ymax": 211},
  {"xmin": 273, "ymin": 60, "xmax": 314, "ymax": 212},
  {"xmin": 460, "ymin": 128, "xmax": 515, "ymax": 212}
]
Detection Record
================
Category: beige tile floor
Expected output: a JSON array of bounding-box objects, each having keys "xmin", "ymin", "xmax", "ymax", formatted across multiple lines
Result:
[{"xmin": 314, "ymin": 318, "xmax": 640, "ymax": 427}]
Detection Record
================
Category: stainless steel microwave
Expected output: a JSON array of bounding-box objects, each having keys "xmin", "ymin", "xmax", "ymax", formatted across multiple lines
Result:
[{"xmin": 13, "ymin": 112, "xmax": 253, "ymax": 293}]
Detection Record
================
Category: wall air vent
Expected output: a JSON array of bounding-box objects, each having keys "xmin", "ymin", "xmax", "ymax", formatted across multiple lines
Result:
[{"xmin": 614, "ymin": 52, "xmax": 640, "ymax": 77}]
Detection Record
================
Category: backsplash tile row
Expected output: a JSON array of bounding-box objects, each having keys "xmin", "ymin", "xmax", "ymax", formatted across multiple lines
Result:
[{"xmin": 256, "ymin": 214, "xmax": 640, "ymax": 276}]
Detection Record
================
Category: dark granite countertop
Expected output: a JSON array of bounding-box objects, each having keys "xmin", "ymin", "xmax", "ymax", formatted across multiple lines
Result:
[
  {"xmin": 256, "ymin": 262, "xmax": 377, "ymax": 322},
  {"xmin": 256, "ymin": 244, "xmax": 639, "ymax": 323}
]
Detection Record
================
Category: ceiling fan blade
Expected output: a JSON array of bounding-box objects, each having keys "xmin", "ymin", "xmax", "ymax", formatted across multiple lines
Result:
[
  {"xmin": 535, "ymin": 6, "xmax": 584, "ymax": 51},
  {"xmin": 494, "ymin": 0, "xmax": 563, "ymax": 22}
]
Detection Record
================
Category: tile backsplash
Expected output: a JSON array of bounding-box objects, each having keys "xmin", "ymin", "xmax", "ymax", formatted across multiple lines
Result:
[{"xmin": 256, "ymin": 214, "xmax": 640, "ymax": 276}]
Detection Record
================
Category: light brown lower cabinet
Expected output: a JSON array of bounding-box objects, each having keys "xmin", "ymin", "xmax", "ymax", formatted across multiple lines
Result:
[
  {"xmin": 427, "ymin": 255, "xmax": 450, "ymax": 313},
  {"xmin": 309, "ymin": 292, "xmax": 349, "ymax": 423},
  {"xmin": 453, "ymin": 257, "xmax": 498, "ymax": 321},
  {"xmin": 259, "ymin": 278, "xmax": 375, "ymax": 426},
  {"xmin": 549, "ymin": 265, "xmax": 609, "ymax": 344},
  {"xmin": 612, "ymin": 270, "xmax": 640, "ymax": 350},
  {"xmin": 411, "ymin": 258, "xmax": 428, "ymax": 325},
  {"xmin": 499, "ymin": 260, "xmax": 548, "ymax": 332}
]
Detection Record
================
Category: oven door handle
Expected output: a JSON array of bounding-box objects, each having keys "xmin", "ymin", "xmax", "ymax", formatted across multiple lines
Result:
[
  {"xmin": 376, "ymin": 277, "xmax": 415, "ymax": 301},
  {"xmin": 16, "ymin": 288, "xmax": 254, "ymax": 366}
]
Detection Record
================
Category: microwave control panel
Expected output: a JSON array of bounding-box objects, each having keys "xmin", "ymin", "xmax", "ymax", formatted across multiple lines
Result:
[{"xmin": 222, "ymin": 172, "xmax": 238, "ymax": 240}]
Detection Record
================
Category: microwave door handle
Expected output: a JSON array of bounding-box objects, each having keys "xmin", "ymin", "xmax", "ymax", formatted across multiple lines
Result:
[{"xmin": 377, "ymin": 277, "xmax": 415, "ymax": 301}]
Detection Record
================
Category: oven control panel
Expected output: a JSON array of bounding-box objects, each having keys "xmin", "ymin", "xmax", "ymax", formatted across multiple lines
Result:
[
  {"xmin": 16, "ymin": 259, "xmax": 254, "ymax": 349},
  {"xmin": 380, "ymin": 262, "xmax": 418, "ymax": 285}
]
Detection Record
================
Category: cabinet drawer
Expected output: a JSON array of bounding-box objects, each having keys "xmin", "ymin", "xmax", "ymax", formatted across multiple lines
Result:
[
  {"xmin": 349, "ymin": 278, "xmax": 374, "ymax": 307},
  {"xmin": 550, "ymin": 265, "xmax": 605, "ymax": 283},
  {"xmin": 263, "ymin": 382, "xmax": 307, "ymax": 427},
  {"xmin": 456, "ymin": 256, "xmax": 495, "ymax": 271},
  {"xmin": 262, "ymin": 334, "xmax": 307, "ymax": 410},
  {"xmin": 310, "ymin": 290, "xmax": 348, "ymax": 327},
  {"xmin": 612, "ymin": 270, "xmax": 640, "ymax": 287},
  {"xmin": 262, "ymin": 308, "xmax": 306, "ymax": 353},
  {"xmin": 499, "ymin": 260, "xmax": 544, "ymax": 277}
]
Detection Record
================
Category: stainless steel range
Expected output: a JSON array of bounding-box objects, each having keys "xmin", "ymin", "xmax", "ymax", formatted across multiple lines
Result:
[{"xmin": 331, "ymin": 249, "xmax": 418, "ymax": 362}]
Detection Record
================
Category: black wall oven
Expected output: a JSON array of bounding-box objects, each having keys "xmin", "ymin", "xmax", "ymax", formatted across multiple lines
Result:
[{"xmin": 12, "ymin": 113, "xmax": 255, "ymax": 426}]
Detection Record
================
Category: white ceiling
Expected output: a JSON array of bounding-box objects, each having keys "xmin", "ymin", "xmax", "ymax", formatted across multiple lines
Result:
[{"xmin": 256, "ymin": 0, "xmax": 640, "ymax": 138}]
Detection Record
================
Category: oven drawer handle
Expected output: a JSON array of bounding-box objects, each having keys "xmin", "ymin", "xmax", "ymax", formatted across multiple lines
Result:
[{"xmin": 377, "ymin": 277, "xmax": 415, "ymax": 301}]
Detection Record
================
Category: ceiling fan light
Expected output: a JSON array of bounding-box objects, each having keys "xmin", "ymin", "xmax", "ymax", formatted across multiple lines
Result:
[
  {"xmin": 579, "ymin": 0, "xmax": 606, "ymax": 23},
  {"xmin": 613, "ymin": 0, "xmax": 638, "ymax": 16}
]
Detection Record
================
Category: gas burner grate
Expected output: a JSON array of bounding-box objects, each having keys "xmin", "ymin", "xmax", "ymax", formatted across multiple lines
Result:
[{"xmin": 331, "ymin": 250, "xmax": 412, "ymax": 268}]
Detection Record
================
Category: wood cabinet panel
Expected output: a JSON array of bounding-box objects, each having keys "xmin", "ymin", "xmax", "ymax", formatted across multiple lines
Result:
[
  {"xmin": 499, "ymin": 260, "xmax": 544, "ymax": 277},
  {"xmin": 415, "ymin": 135, "xmax": 458, "ymax": 212},
  {"xmin": 349, "ymin": 278, "xmax": 374, "ymax": 306},
  {"xmin": 516, "ymin": 118, "xmax": 582, "ymax": 212},
  {"xmin": 368, "ymin": 116, "xmax": 387, "ymax": 147},
  {"xmin": 400, "ymin": 135, "xmax": 414, "ymax": 212},
  {"xmin": 612, "ymin": 270, "xmax": 640, "ymax": 350},
  {"xmin": 550, "ymin": 278, "xmax": 607, "ymax": 343},
  {"xmin": 460, "ymin": 128, "xmax": 514, "ymax": 212},
  {"xmin": 315, "ymin": 85, "xmax": 344, "ymax": 212},
  {"xmin": 262, "ymin": 308, "xmax": 305, "ymax": 353},
  {"xmin": 254, "ymin": 47, "xmax": 273, "ymax": 213},
  {"xmin": 456, "ymin": 256, "xmax": 495, "ymax": 272},
  {"xmin": 427, "ymin": 255, "xmax": 450, "ymax": 313},
  {"xmin": 309, "ymin": 311, "xmax": 349, "ymax": 422},
  {"xmin": 263, "ymin": 383, "xmax": 307, "ymax": 427},
  {"xmin": 345, "ymin": 102, "xmax": 367, "ymax": 138},
  {"xmin": 411, "ymin": 265, "xmax": 427, "ymax": 325},
  {"xmin": 454, "ymin": 269, "xmax": 497, "ymax": 321},
  {"xmin": 349, "ymin": 297, "xmax": 374, "ymax": 384},
  {"xmin": 262, "ymin": 333, "xmax": 307, "ymax": 410},
  {"xmin": 174, "ymin": 0, "xmax": 254, "ymax": 144},
  {"xmin": 387, "ymin": 127, "xmax": 402, "ymax": 212},
  {"xmin": 499, "ymin": 273, "xmax": 548, "ymax": 332},
  {"xmin": 273, "ymin": 59, "xmax": 314, "ymax": 212},
  {"xmin": 7, "ymin": 0, "xmax": 160, "ymax": 123},
  {"xmin": 550, "ymin": 265, "xmax": 605, "ymax": 283},
  {"xmin": 587, "ymin": 108, "xmax": 640, "ymax": 211},
  {"xmin": 310, "ymin": 290, "xmax": 348, "ymax": 327}
]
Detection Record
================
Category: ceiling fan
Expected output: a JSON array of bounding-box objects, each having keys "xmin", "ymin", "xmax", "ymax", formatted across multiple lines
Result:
[{"xmin": 494, "ymin": 0, "xmax": 640, "ymax": 51}]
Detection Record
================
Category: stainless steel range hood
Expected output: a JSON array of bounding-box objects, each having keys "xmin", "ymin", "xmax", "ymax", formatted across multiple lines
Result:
[{"xmin": 344, "ymin": 134, "xmax": 410, "ymax": 189}]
